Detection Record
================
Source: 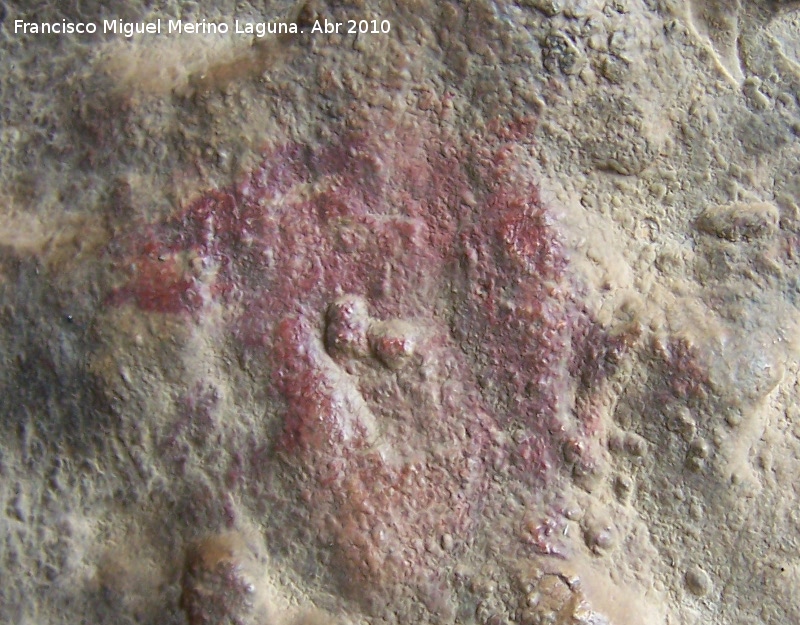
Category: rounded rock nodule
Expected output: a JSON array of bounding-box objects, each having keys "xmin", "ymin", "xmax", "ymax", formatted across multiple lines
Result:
[
  {"xmin": 325, "ymin": 295, "xmax": 371, "ymax": 359},
  {"xmin": 684, "ymin": 566, "xmax": 712, "ymax": 597}
]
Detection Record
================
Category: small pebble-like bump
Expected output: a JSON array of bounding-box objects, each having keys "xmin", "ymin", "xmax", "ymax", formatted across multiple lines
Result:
[
  {"xmin": 562, "ymin": 438, "xmax": 584, "ymax": 464},
  {"xmin": 614, "ymin": 474, "xmax": 633, "ymax": 502},
  {"xmin": 440, "ymin": 533, "xmax": 454, "ymax": 552},
  {"xmin": 324, "ymin": 295, "xmax": 371, "ymax": 358},
  {"xmin": 623, "ymin": 432, "xmax": 648, "ymax": 457},
  {"xmin": 686, "ymin": 456, "xmax": 705, "ymax": 473},
  {"xmin": 519, "ymin": 0, "xmax": 564, "ymax": 16},
  {"xmin": 696, "ymin": 202, "xmax": 779, "ymax": 242},
  {"xmin": 649, "ymin": 182, "xmax": 667, "ymax": 200},
  {"xmin": 608, "ymin": 430, "xmax": 626, "ymax": 454},
  {"xmin": 684, "ymin": 566, "xmax": 712, "ymax": 597},
  {"xmin": 562, "ymin": 501, "xmax": 583, "ymax": 521},
  {"xmin": 368, "ymin": 319, "xmax": 417, "ymax": 370},
  {"xmin": 572, "ymin": 457, "xmax": 603, "ymax": 492},
  {"xmin": 725, "ymin": 410, "xmax": 743, "ymax": 428},
  {"xmin": 181, "ymin": 533, "xmax": 261, "ymax": 625},
  {"xmin": 520, "ymin": 573, "xmax": 602, "ymax": 624},
  {"xmin": 667, "ymin": 407, "xmax": 696, "ymax": 442},
  {"xmin": 688, "ymin": 438, "xmax": 710, "ymax": 459},
  {"xmin": 583, "ymin": 515, "xmax": 617, "ymax": 554}
]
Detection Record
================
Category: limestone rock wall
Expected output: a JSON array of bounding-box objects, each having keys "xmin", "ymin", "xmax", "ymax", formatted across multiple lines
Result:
[{"xmin": 1, "ymin": 1, "xmax": 799, "ymax": 624}]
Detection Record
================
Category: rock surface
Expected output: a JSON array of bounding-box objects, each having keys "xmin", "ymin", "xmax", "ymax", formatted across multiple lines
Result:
[{"xmin": 1, "ymin": 1, "xmax": 800, "ymax": 624}]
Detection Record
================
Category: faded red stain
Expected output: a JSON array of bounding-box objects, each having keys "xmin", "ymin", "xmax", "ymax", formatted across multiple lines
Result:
[{"xmin": 106, "ymin": 112, "xmax": 628, "ymax": 611}]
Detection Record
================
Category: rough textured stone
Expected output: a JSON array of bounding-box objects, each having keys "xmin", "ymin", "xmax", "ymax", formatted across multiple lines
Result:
[{"xmin": 2, "ymin": 1, "xmax": 800, "ymax": 624}]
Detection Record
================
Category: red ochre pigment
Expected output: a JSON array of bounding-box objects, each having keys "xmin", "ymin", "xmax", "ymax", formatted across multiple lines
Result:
[{"xmin": 108, "ymin": 115, "xmax": 632, "ymax": 606}]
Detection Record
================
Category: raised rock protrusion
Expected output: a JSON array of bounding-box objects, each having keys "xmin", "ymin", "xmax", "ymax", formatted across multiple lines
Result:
[
  {"xmin": 325, "ymin": 295, "xmax": 371, "ymax": 359},
  {"xmin": 696, "ymin": 201, "xmax": 779, "ymax": 242},
  {"xmin": 180, "ymin": 532, "xmax": 266, "ymax": 625},
  {"xmin": 368, "ymin": 319, "xmax": 418, "ymax": 370}
]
